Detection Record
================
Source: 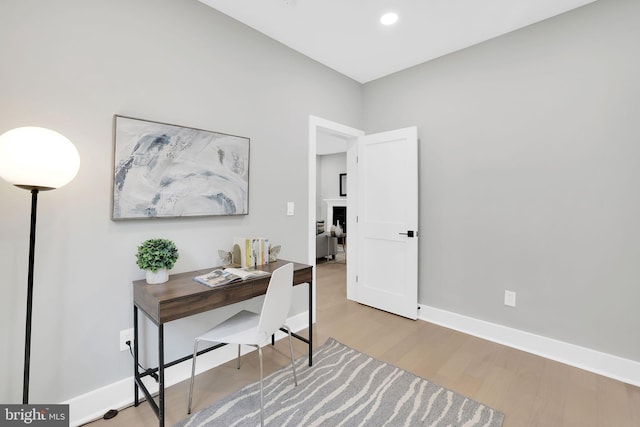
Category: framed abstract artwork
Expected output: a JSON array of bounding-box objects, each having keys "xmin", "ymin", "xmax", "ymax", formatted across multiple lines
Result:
[
  {"xmin": 111, "ymin": 115, "xmax": 249, "ymax": 219},
  {"xmin": 339, "ymin": 173, "xmax": 347, "ymax": 197}
]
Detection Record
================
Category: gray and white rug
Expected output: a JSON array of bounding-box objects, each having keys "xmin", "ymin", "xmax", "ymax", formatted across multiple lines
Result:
[{"xmin": 175, "ymin": 338, "xmax": 504, "ymax": 427}]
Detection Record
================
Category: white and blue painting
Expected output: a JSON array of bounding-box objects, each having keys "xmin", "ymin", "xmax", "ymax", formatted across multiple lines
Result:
[{"xmin": 112, "ymin": 116, "xmax": 249, "ymax": 219}]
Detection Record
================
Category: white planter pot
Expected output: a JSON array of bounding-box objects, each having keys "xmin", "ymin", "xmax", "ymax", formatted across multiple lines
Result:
[{"xmin": 146, "ymin": 268, "xmax": 169, "ymax": 284}]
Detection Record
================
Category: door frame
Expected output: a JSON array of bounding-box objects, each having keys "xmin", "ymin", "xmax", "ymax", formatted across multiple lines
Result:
[{"xmin": 308, "ymin": 115, "xmax": 363, "ymax": 311}]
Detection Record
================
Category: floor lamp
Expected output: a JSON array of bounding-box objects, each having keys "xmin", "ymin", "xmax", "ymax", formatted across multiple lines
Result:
[{"xmin": 0, "ymin": 127, "xmax": 80, "ymax": 404}]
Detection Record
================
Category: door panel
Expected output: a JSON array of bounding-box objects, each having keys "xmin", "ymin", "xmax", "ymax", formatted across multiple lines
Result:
[{"xmin": 356, "ymin": 127, "xmax": 418, "ymax": 320}]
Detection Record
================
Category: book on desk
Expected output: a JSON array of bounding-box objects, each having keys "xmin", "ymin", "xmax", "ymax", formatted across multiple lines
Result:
[{"xmin": 193, "ymin": 267, "xmax": 270, "ymax": 287}]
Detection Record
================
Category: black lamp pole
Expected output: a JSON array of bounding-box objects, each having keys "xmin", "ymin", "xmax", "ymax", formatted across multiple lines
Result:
[{"xmin": 20, "ymin": 185, "xmax": 52, "ymax": 404}]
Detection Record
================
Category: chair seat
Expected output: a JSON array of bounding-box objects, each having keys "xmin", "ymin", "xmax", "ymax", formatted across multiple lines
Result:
[{"xmin": 196, "ymin": 310, "xmax": 267, "ymax": 347}]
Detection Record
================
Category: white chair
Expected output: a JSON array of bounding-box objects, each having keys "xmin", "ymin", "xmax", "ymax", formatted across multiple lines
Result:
[{"xmin": 188, "ymin": 263, "xmax": 298, "ymax": 426}]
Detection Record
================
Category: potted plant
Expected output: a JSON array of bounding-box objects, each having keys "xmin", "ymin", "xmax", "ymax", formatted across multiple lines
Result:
[{"xmin": 136, "ymin": 238, "xmax": 179, "ymax": 284}]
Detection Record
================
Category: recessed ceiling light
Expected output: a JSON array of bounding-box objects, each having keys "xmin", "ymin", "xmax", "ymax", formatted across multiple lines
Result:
[{"xmin": 380, "ymin": 12, "xmax": 399, "ymax": 26}]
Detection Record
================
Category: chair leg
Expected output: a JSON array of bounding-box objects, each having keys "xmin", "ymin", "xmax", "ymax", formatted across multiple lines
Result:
[
  {"xmin": 188, "ymin": 340, "xmax": 199, "ymax": 414},
  {"xmin": 237, "ymin": 344, "xmax": 241, "ymax": 369},
  {"xmin": 285, "ymin": 326, "xmax": 298, "ymax": 386},
  {"xmin": 256, "ymin": 345, "xmax": 264, "ymax": 427}
]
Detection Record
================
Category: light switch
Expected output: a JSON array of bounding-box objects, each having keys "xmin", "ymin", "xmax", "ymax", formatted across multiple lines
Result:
[{"xmin": 287, "ymin": 202, "xmax": 294, "ymax": 216}]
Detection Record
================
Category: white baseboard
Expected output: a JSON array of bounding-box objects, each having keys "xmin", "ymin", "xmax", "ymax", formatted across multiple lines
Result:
[
  {"xmin": 64, "ymin": 311, "xmax": 310, "ymax": 427},
  {"xmin": 418, "ymin": 304, "xmax": 640, "ymax": 387}
]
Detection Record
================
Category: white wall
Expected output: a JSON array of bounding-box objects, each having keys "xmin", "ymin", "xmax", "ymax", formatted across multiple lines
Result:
[
  {"xmin": 363, "ymin": 0, "xmax": 640, "ymax": 362},
  {"xmin": 0, "ymin": 0, "xmax": 362, "ymax": 404}
]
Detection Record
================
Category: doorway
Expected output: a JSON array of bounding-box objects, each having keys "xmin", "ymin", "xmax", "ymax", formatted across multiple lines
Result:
[
  {"xmin": 308, "ymin": 117, "xmax": 420, "ymax": 320},
  {"xmin": 307, "ymin": 116, "xmax": 362, "ymax": 304}
]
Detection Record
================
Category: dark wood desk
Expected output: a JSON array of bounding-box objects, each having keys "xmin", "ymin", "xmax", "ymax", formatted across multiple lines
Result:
[{"xmin": 132, "ymin": 259, "xmax": 313, "ymax": 427}]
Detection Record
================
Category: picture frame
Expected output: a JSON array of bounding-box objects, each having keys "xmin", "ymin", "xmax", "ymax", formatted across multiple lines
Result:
[
  {"xmin": 111, "ymin": 115, "xmax": 249, "ymax": 220},
  {"xmin": 339, "ymin": 173, "xmax": 347, "ymax": 197}
]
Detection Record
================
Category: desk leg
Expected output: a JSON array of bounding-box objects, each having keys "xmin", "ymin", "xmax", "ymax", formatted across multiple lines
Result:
[
  {"xmin": 133, "ymin": 306, "xmax": 139, "ymax": 406},
  {"xmin": 309, "ymin": 280, "xmax": 313, "ymax": 367},
  {"xmin": 158, "ymin": 324, "xmax": 165, "ymax": 427}
]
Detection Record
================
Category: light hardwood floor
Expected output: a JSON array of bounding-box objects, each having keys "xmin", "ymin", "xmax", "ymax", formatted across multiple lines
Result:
[{"xmin": 85, "ymin": 258, "xmax": 640, "ymax": 426}]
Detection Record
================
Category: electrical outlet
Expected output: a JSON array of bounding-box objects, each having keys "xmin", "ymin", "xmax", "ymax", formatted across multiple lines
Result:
[
  {"xmin": 504, "ymin": 290, "xmax": 516, "ymax": 307},
  {"xmin": 120, "ymin": 328, "xmax": 134, "ymax": 352},
  {"xmin": 287, "ymin": 202, "xmax": 294, "ymax": 216}
]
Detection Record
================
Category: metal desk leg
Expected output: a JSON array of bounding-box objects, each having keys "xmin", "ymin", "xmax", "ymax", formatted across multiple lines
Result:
[
  {"xmin": 133, "ymin": 306, "xmax": 139, "ymax": 406},
  {"xmin": 309, "ymin": 280, "xmax": 313, "ymax": 366},
  {"xmin": 158, "ymin": 324, "xmax": 165, "ymax": 427}
]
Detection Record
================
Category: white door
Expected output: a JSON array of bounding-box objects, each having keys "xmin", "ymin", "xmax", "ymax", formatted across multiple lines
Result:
[{"xmin": 356, "ymin": 127, "xmax": 419, "ymax": 320}]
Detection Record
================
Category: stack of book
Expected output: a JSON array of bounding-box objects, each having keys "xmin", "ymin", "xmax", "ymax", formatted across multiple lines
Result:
[{"xmin": 233, "ymin": 237, "xmax": 270, "ymax": 268}]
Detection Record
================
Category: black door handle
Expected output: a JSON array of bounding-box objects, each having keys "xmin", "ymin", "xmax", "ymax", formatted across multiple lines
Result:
[{"xmin": 399, "ymin": 230, "xmax": 415, "ymax": 237}]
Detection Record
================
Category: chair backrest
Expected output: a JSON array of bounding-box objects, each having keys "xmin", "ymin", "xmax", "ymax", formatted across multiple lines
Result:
[{"xmin": 258, "ymin": 263, "xmax": 294, "ymax": 336}]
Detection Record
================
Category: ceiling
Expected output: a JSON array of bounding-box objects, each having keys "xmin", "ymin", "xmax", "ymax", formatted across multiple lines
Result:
[{"xmin": 199, "ymin": 0, "xmax": 597, "ymax": 83}]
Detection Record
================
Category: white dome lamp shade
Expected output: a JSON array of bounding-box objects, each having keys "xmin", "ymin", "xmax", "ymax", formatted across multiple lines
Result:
[
  {"xmin": 0, "ymin": 126, "xmax": 80, "ymax": 191},
  {"xmin": 0, "ymin": 126, "xmax": 80, "ymax": 404}
]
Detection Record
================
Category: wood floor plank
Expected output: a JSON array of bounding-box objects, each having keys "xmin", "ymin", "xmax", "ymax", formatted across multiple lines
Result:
[
  {"xmin": 596, "ymin": 376, "xmax": 636, "ymax": 427},
  {"xmin": 561, "ymin": 367, "xmax": 597, "ymax": 427},
  {"xmin": 82, "ymin": 259, "xmax": 640, "ymax": 426},
  {"xmin": 529, "ymin": 359, "xmax": 570, "ymax": 426},
  {"xmin": 498, "ymin": 350, "xmax": 544, "ymax": 427},
  {"xmin": 627, "ymin": 383, "xmax": 640, "ymax": 425}
]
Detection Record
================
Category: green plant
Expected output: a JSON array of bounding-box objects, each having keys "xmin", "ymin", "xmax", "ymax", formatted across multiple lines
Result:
[{"xmin": 135, "ymin": 238, "xmax": 179, "ymax": 272}]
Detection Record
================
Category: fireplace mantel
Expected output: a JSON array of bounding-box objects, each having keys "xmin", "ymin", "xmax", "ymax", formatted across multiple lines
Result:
[{"xmin": 324, "ymin": 198, "xmax": 347, "ymax": 230}]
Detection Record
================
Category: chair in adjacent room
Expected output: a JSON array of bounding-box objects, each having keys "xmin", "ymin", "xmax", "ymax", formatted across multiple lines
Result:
[{"xmin": 187, "ymin": 263, "xmax": 298, "ymax": 426}]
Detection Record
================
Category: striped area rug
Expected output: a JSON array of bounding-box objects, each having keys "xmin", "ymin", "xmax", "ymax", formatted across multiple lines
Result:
[{"xmin": 175, "ymin": 338, "xmax": 504, "ymax": 427}]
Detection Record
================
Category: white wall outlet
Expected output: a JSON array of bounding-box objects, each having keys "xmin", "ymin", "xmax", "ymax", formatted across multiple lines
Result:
[
  {"xmin": 287, "ymin": 202, "xmax": 294, "ymax": 216},
  {"xmin": 504, "ymin": 290, "xmax": 516, "ymax": 307},
  {"xmin": 120, "ymin": 328, "xmax": 134, "ymax": 352}
]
